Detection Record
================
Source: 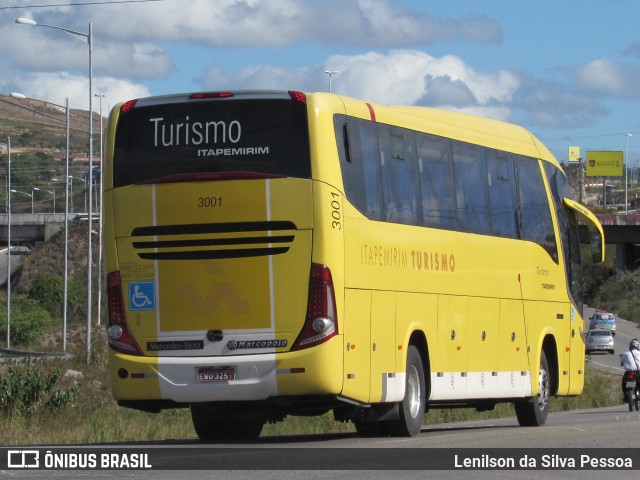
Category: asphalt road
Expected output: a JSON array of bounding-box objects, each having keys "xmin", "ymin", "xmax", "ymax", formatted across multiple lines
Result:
[{"xmin": 3, "ymin": 404, "xmax": 639, "ymax": 480}]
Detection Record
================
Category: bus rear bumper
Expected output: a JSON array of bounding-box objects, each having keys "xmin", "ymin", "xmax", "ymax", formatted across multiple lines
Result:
[{"xmin": 109, "ymin": 337, "xmax": 343, "ymax": 403}]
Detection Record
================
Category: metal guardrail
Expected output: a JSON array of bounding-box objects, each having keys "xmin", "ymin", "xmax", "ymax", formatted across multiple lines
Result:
[{"xmin": 0, "ymin": 348, "xmax": 74, "ymax": 364}]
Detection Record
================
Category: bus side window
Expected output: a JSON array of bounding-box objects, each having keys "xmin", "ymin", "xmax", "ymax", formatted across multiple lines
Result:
[
  {"xmin": 452, "ymin": 142, "xmax": 491, "ymax": 234},
  {"xmin": 378, "ymin": 126, "xmax": 421, "ymax": 225},
  {"xmin": 517, "ymin": 157, "xmax": 558, "ymax": 262},
  {"xmin": 335, "ymin": 117, "xmax": 383, "ymax": 220},
  {"xmin": 416, "ymin": 134, "xmax": 457, "ymax": 228},
  {"xmin": 488, "ymin": 150, "xmax": 518, "ymax": 238},
  {"xmin": 360, "ymin": 122, "xmax": 383, "ymax": 220}
]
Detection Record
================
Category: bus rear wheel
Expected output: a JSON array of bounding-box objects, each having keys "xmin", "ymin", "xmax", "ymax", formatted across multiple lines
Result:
[
  {"xmin": 515, "ymin": 351, "xmax": 550, "ymax": 427},
  {"xmin": 191, "ymin": 405, "xmax": 264, "ymax": 441},
  {"xmin": 385, "ymin": 345, "xmax": 426, "ymax": 437}
]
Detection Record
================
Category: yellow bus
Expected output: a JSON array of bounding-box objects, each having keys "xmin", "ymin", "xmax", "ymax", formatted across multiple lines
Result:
[{"xmin": 104, "ymin": 91, "xmax": 604, "ymax": 440}]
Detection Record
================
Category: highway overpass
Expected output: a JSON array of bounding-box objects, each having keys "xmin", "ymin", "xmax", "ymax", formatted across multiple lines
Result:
[
  {"xmin": 596, "ymin": 213, "xmax": 640, "ymax": 270},
  {"xmin": 0, "ymin": 213, "xmax": 87, "ymax": 243}
]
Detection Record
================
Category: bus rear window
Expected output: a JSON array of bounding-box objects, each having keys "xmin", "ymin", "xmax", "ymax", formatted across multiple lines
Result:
[{"xmin": 113, "ymin": 99, "xmax": 311, "ymax": 186}]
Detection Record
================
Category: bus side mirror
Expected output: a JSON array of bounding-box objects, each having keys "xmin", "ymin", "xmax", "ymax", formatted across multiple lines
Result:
[
  {"xmin": 562, "ymin": 198, "xmax": 605, "ymax": 264},
  {"xmin": 590, "ymin": 230, "xmax": 604, "ymax": 264}
]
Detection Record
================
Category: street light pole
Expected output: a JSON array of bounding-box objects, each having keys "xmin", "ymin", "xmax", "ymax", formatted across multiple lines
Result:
[
  {"xmin": 63, "ymin": 98, "xmax": 70, "ymax": 353},
  {"xmin": 86, "ymin": 21, "xmax": 94, "ymax": 366},
  {"xmin": 6, "ymin": 137, "xmax": 11, "ymax": 349},
  {"xmin": 16, "ymin": 17, "xmax": 95, "ymax": 365},
  {"xmin": 324, "ymin": 70, "xmax": 339, "ymax": 93},
  {"xmin": 95, "ymin": 93, "xmax": 105, "ymax": 326},
  {"xmin": 626, "ymin": 133, "xmax": 632, "ymax": 215}
]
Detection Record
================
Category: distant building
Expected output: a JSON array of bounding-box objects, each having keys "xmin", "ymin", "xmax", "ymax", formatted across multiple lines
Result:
[{"xmin": 52, "ymin": 151, "xmax": 98, "ymax": 164}]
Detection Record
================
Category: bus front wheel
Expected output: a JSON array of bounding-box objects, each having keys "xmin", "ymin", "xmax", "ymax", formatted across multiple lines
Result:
[
  {"xmin": 385, "ymin": 345, "xmax": 426, "ymax": 436},
  {"xmin": 515, "ymin": 351, "xmax": 550, "ymax": 427}
]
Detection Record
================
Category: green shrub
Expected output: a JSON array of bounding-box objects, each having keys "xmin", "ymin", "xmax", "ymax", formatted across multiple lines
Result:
[
  {"xmin": 0, "ymin": 295, "xmax": 54, "ymax": 346},
  {"xmin": 0, "ymin": 365, "xmax": 80, "ymax": 420},
  {"xmin": 590, "ymin": 268, "xmax": 640, "ymax": 322},
  {"xmin": 29, "ymin": 273, "xmax": 86, "ymax": 323}
]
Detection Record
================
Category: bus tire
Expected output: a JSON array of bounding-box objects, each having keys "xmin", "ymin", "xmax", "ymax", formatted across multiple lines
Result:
[
  {"xmin": 515, "ymin": 351, "xmax": 550, "ymax": 427},
  {"xmin": 385, "ymin": 345, "xmax": 426, "ymax": 437},
  {"xmin": 191, "ymin": 405, "xmax": 264, "ymax": 441}
]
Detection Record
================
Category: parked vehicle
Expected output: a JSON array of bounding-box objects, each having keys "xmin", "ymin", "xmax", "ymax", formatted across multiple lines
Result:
[
  {"xmin": 589, "ymin": 310, "xmax": 616, "ymax": 334},
  {"xmin": 585, "ymin": 329, "xmax": 615, "ymax": 355}
]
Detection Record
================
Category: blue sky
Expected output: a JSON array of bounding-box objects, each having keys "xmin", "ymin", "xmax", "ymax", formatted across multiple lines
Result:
[{"xmin": 2, "ymin": 0, "xmax": 640, "ymax": 164}]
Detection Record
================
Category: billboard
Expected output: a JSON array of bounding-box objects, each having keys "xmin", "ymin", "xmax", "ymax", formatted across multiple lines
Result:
[
  {"xmin": 568, "ymin": 146, "xmax": 580, "ymax": 163},
  {"xmin": 585, "ymin": 151, "xmax": 623, "ymax": 177}
]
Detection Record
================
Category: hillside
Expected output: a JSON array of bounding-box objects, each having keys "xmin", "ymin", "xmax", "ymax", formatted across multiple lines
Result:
[
  {"xmin": 0, "ymin": 93, "xmax": 103, "ymax": 214},
  {"xmin": 0, "ymin": 93, "xmax": 96, "ymax": 150}
]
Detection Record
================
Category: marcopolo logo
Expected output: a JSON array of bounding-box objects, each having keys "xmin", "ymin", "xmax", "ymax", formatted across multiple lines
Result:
[
  {"xmin": 8, "ymin": 450, "xmax": 39, "ymax": 468},
  {"xmin": 227, "ymin": 339, "xmax": 288, "ymax": 350}
]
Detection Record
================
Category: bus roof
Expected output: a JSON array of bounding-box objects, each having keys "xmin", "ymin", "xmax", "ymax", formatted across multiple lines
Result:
[{"xmin": 309, "ymin": 92, "xmax": 560, "ymax": 169}]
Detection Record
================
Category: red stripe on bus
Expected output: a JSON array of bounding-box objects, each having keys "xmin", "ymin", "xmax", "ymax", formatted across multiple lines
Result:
[{"xmin": 366, "ymin": 102, "xmax": 376, "ymax": 122}]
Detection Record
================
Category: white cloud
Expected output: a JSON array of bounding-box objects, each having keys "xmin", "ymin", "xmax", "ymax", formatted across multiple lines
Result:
[
  {"xmin": 1, "ymin": 23, "xmax": 88, "ymax": 73},
  {"xmin": 99, "ymin": 42, "xmax": 175, "ymax": 79},
  {"xmin": 198, "ymin": 48, "xmax": 612, "ymax": 129},
  {"xmin": 511, "ymin": 76, "xmax": 609, "ymax": 129},
  {"xmin": 87, "ymin": 0, "xmax": 500, "ymax": 47},
  {"xmin": 1, "ymin": 0, "xmax": 501, "ymax": 107},
  {"xmin": 0, "ymin": 23, "xmax": 173, "ymax": 80},
  {"xmin": 572, "ymin": 59, "xmax": 640, "ymax": 98},
  {"xmin": 325, "ymin": 50, "xmax": 520, "ymax": 107},
  {"xmin": 197, "ymin": 49, "xmax": 520, "ymax": 122}
]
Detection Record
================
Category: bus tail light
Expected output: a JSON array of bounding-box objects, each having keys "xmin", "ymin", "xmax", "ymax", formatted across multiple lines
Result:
[
  {"xmin": 107, "ymin": 271, "xmax": 144, "ymax": 355},
  {"xmin": 292, "ymin": 264, "xmax": 338, "ymax": 351},
  {"xmin": 120, "ymin": 99, "xmax": 137, "ymax": 113},
  {"xmin": 288, "ymin": 91, "xmax": 306, "ymax": 103}
]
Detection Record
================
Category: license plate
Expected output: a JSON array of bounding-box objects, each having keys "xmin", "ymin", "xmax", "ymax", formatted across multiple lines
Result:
[
  {"xmin": 197, "ymin": 367, "xmax": 235, "ymax": 382},
  {"xmin": 626, "ymin": 381, "xmax": 636, "ymax": 389}
]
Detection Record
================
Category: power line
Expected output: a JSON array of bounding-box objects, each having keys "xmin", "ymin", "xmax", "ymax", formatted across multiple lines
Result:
[{"xmin": 0, "ymin": 0, "xmax": 166, "ymax": 9}]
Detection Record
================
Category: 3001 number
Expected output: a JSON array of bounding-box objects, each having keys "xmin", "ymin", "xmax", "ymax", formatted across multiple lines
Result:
[
  {"xmin": 330, "ymin": 192, "xmax": 341, "ymax": 230},
  {"xmin": 198, "ymin": 196, "xmax": 223, "ymax": 208}
]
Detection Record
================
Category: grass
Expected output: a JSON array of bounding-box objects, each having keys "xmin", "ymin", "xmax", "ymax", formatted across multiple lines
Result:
[{"xmin": 0, "ymin": 328, "xmax": 623, "ymax": 445}]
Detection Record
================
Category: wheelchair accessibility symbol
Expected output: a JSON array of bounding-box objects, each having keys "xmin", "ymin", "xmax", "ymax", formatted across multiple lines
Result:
[{"xmin": 129, "ymin": 282, "xmax": 156, "ymax": 311}]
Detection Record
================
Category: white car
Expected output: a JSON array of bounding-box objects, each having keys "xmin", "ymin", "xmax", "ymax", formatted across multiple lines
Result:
[{"xmin": 585, "ymin": 329, "xmax": 615, "ymax": 355}]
